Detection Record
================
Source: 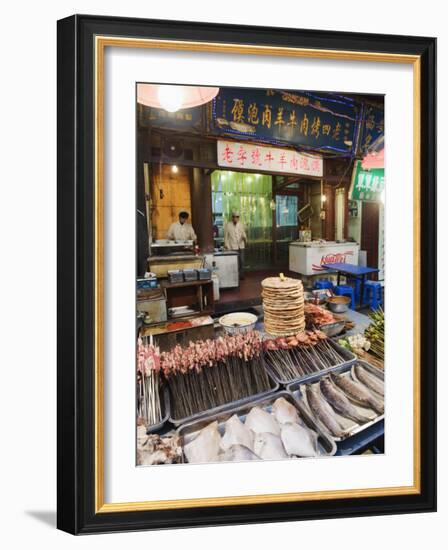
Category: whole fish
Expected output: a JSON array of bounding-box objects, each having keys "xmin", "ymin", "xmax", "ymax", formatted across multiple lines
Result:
[
  {"xmin": 354, "ymin": 365, "xmax": 385, "ymax": 397},
  {"xmin": 331, "ymin": 373, "xmax": 384, "ymax": 414},
  {"xmin": 305, "ymin": 385, "xmax": 345, "ymax": 438},
  {"xmin": 320, "ymin": 378, "xmax": 371, "ymax": 424}
]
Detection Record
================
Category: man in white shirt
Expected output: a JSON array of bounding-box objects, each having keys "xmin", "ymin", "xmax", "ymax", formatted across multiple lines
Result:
[
  {"xmin": 224, "ymin": 211, "xmax": 247, "ymax": 278},
  {"xmin": 166, "ymin": 211, "xmax": 197, "ymax": 242}
]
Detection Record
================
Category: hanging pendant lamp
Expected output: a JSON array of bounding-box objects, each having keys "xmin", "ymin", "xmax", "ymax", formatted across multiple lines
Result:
[{"xmin": 137, "ymin": 84, "xmax": 219, "ymax": 112}]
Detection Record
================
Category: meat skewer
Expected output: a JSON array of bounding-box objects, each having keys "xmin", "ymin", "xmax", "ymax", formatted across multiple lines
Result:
[
  {"xmin": 263, "ymin": 330, "xmax": 347, "ymax": 382},
  {"xmin": 161, "ymin": 331, "xmax": 271, "ymax": 419},
  {"xmin": 137, "ymin": 336, "xmax": 162, "ymax": 427}
]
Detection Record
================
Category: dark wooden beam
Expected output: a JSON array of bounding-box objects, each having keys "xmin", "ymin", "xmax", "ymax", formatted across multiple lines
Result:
[{"xmin": 190, "ymin": 168, "xmax": 214, "ymax": 253}]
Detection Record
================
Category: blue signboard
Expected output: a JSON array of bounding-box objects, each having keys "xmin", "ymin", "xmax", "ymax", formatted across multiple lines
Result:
[
  {"xmin": 138, "ymin": 104, "xmax": 204, "ymax": 132},
  {"xmin": 359, "ymin": 104, "xmax": 384, "ymax": 154},
  {"xmin": 210, "ymin": 89, "xmax": 359, "ymax": 154}
]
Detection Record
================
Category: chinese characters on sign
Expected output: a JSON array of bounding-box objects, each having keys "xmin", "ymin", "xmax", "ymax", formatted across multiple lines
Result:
[
  {"xmin": 349, "ymin": 160, "xmax": 385, "ymax": 201},
  {"xmin": 217, "ymin": 140, "xmax": 323, "ymax": 177},
  {"xmin": 212, "ymin": 89, "xmax": 357, "ymax": 153},
  {"xmin": 360, "ymin": 104, "xmax": 384, "ymax": 153}
]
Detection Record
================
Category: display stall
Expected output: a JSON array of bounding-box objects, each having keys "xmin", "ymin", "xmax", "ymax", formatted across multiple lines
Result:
[
  {"xmin": 137, "ymin": 274, "xmax": 385, "ymax": 466},
  {"xmin": 136, "ymin": 85, "xmax": 386, "ymax": 467}
]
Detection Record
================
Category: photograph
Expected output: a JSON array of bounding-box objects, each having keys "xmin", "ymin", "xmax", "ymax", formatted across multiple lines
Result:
[{"xmin": 135, "ymin": 83, "xmax": 386, "ymax": 466}]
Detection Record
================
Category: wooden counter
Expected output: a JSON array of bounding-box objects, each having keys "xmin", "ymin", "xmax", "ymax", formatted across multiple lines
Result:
[{"xmin": 161, "ymin": 279, "xmax": 214, "ymax": 318}]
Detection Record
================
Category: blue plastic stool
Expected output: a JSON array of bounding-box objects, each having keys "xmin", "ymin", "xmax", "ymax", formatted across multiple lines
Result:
[
  {"xmin": 346, "ymin": 276, "xmax": 362, "ymax": 304},
  {"xmin": 363, "ymin": 280, "xmax": 383, "ymax": 310},
  {"xmin": 334, "ymin": 284, "xmax": 356, "ymax": 309},
  {"xmin": 314, "ymin": 278, "xmax": 333, "ymax": 290}
]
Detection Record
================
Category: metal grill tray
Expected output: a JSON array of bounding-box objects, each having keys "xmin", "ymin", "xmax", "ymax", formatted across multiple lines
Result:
[
  {"xmin": 145, "ymin": 386, "xmax": 171, "ymax": 434},
  {"xmin": 264, "ymin": 338, "xmax": 356, "ymax": 387},
  {"xmin": 286, "ymin": 360, "xmax": 384, "ymax": 442},
  {"xmin": 168, "ymin": 357, "xmax": 279, "ymax": 426},
  {"xmin": 177, "ymin": 390, "xmax": 337, "ymax": 463}
]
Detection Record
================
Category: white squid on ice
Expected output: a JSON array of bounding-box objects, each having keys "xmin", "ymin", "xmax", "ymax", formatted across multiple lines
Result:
[
  {"xmin": 221, "ymin": 414, "xmax": 254, "ymax": 451},
  {"xmin": 245, "ymin": 406, "xmax": 281, "ymax": 436},
  {"xmin": 272, "ymin": 397, "xmax": 300, "ymax": 425},
  {"xmin": 253, "ymin": 432, "xmax": 288, "ymax": 460},
  {"xmin": 280, "ymin": 422, "xmax": 319, "ymax": 457},
  {"xmin": 184, "ymin": 421, "xmax": 222, "ymax": 464}
]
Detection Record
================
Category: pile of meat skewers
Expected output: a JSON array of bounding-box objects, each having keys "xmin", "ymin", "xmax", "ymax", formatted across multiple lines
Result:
[
  {"xmin": 304, "ymin": 303, "xmax": 335, "ymax": 328},
  {"xmin": 137, "ymin": 336, "xmax": 163, "ymax": 427},
  {"xmin": 263, "ymin": 329, "xmax": 348, "ymax": 382},
  {"xmin": 161, "ymin": 331, "xmax": 271, "ymax": 420}
]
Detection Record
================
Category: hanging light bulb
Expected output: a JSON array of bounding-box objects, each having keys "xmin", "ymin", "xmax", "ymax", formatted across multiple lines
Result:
[
  {"xmin": 138, "ymin": 84, "xmax": 219, "ymax": 112},
  {"xmin": 157, "ymin": 85, "xmax": 184, "ymax": 112},
  {"xmin": 270, "ymin": 199, "xmax": 276, "ymax": 211},
  {"xmin": 171, "ymin": 165, "xmax": 179, "ymax": 174}
]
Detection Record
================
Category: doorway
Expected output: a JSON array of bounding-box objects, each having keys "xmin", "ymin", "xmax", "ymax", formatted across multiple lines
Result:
[
  {"xmin": 274, "ymin": 194, "xmax": 298, "ymax": 266},
  {"xmin": 211, "ymin": 170, "xmax": 273, "ymax": 271},
  {"xmin": 361, "ymin": 201, "xmax": 380, "ymax": 273}
]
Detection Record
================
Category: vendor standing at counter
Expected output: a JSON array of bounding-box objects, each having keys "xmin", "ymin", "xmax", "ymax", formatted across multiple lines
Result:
[
  {"xmin": 224, "ymin": 211, "xmax": 247, "ymax": 279},
  {"xmin": 166, "ymin": 211, "xmax": 197, "ymax": 243}
]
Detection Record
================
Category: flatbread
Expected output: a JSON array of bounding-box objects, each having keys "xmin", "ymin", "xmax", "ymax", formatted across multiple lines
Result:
[{"xmin": 261, "ymin": 276, "xmax": 305, "ymax": 336}]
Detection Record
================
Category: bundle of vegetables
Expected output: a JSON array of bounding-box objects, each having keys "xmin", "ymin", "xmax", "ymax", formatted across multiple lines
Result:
[
  {"xmin": 137, "ymin": 336, "xmax": 163, "ymax": 427},
  {"xmin": 263, "ymin": 330, "xmax": 347, "ymax": 382},
  {"xmin": 364, "ymin": 307, "xmax": 384, "ymax": 360},
  {"xmin": 304, "ymin": 303, "xmax": 335, "ymax": 328},
  {"xmin": 161, "ymin": 331, "xmax": 271, "ymax": 420}
]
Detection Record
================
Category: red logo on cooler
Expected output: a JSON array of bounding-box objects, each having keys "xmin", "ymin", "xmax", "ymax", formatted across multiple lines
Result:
[
  {"xmin": 311, "ymin": 251, "xmax": 354, "ymax": 272},
  {"xmin": 320, "ymin": 251, "xmax": 354, "ymax": 265}
]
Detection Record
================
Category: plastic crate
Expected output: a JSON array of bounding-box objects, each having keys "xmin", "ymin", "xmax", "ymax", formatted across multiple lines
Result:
[
  {"xmin": 197, "ymin": 268, "xmax": 211, "ymax": 280},
  {"xmin": 167, "ymin": 269, "xmax": 184, "ymax": 284},
  {"xmin": 183, "ymin": 268, "xmax": 198, "ymax": 282}
]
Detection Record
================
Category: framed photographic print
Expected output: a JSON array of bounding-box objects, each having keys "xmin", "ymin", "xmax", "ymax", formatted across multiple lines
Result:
[{"xmin": 57, "ymin": 15, "xmax": 436, "ymax": 534}]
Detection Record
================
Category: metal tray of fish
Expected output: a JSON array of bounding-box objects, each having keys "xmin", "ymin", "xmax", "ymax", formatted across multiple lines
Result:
[
  {"xmin": 263, "ymin": 338, "xmax": 357, "ymax": 387},
  {"xmin": 145, "ymin": 386, "xmax": 171, "ymax": 434},
  {"xmin": 168, "ymin": 359, "xmax": 280, "ymax": 427},
  {"xmin": 177, "ymin": 390, "xmax": 337, "ymax": 462},
  {"xmin": 286, "ymin": 360, "xmax": 384, "ymax": 442}
]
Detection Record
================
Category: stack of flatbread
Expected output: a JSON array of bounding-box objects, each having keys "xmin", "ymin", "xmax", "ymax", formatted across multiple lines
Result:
[{"xmin": 261, "ymin": 276, "xmax": 305, "ymax": 336}]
